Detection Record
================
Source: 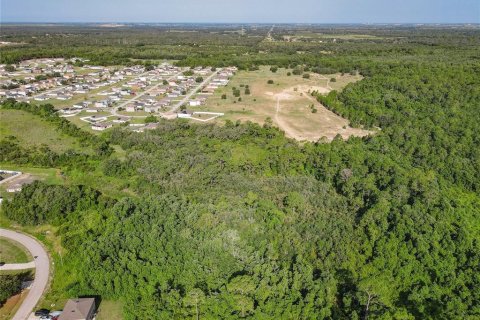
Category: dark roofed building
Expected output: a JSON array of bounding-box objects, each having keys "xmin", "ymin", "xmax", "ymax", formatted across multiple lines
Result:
[{"xmin": 58, "ymin": 298, "xmax": 96, "ymax": 320}]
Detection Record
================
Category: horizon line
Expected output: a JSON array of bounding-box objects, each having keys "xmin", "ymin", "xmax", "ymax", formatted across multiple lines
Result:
[{"xmin": 1, "ymin": 21, "xmax": 479, "ymax": 25}]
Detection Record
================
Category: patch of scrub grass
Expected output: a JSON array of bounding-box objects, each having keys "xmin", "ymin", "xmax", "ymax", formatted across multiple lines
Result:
[
  {"xmin": 195, "ymin": 66, "xmax": 370, "ymax": 142},
  {"xmin": 0, "ymin": 238, "xmax": 32, "ymax": 263},
  {"xmin": 0, "ymin": 109, "xmax": 90, "ymax": 153}
]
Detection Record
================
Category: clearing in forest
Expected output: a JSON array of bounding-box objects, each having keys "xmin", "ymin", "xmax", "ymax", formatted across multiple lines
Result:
[
  {"xmin": 0, "ymin": 109, "xmax": 92, "ymax": 153},
  {"xmin": 197, "ymin": 66, "xmax": 372, "ymax": 142}
]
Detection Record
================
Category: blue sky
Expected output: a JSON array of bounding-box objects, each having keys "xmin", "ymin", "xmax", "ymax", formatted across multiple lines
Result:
[{"xmin": 1, "ymin": 0, "xmax": 479, "ymax": 23}]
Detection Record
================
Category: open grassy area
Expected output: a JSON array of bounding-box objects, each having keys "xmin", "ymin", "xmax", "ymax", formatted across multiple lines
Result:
[
  {"xmin": 0, "ymin": 164, "xmax": 64, "ymax": 199},
  {"xmin": 197, "ymin": 66, "xmax": 371, "ymax": 141},
  {"xmin": 0, "ymin": 164, "xmax": 62, "ymax": 185},
  {"xmin": 0, "ymin": 109, "xmax": 90, "ymax": 152},
  {"xmin": 0, "ymin": 237, "xmax": 32, "ymax": 263},
  {"xmin": 289, "ymin": 32, "xmax": 384, "ymax": 40},
  {"xmin": 97, "ymin": 300, "xmax": 124, "ymax": 320},
  {"xmin": 65, "ymin": 110, "xmax": 114, "ymax": 134}
]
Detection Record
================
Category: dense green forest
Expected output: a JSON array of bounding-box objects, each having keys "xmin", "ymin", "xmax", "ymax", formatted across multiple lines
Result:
[{"xmin": 1, "ymin": 26, "xmax": 479, "ymax": 319}]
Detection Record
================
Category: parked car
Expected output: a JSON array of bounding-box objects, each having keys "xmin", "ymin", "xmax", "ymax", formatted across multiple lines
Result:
[{"xmin": 34, "ymin": 309, "xmax": 50, "ymax": 317}]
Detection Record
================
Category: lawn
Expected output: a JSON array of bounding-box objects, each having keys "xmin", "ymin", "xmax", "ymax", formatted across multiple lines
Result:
[
  {"xmin": 97, "ymin": 300, "xmax": 124, "ymax": 320},
  {"xmin": 196, "ymin": 66, "xmax": 371, "ymax": 141},
  {"xmin": 0, "ymin": 237, "xmax": 32, "ymax": 263},
  {"xmin": 0, "ymin": 109, "xmax": 89, "ymax": 153}
]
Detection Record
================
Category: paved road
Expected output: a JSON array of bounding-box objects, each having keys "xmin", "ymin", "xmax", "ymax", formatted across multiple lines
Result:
[
  {"xmin": 0, "ymin": 261, "xmax": 36, "ymax": 271},
  {"xmin": 112, "ymin": 71, "xmax": 183, "ymax": 117},
  {"xmin": 0, "ymin": 229, "xmax": 50, "ymax": 320},
  {"xmin": 170, "ymin": 69, "xmax": 220, "ymax": 113}
]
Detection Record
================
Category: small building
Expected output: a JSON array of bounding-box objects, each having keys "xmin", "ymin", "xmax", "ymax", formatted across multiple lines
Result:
[
  {"xmin": 94, "ymin": 101, "xmax": 109, "ymax": 108},
  {"xmin": 125, "ymin": 105, "xmax": 137, "ymax": 112},
  {"xmin": 92, "ymin": 122, "xmax": 113, "ymax": 131},
  {"xmin": 4, "ymin": 173, "xmax": 34, "ymax": 193},
  {"xmin": 112, "ymin": 117, "xmax": 130, "ymax": 124},
  {"xmin": 34, "ymin": 95, "xmax": 48, "ymax": 101},
  {"xmin": 144, "ymin": 106, "xmax": 160, "ymax": 113},
  {"xmin": 189, "ymin": 100, "xmax": 202, "ymax": 107},
  {"xmin": 177, "ymin": 110, "xmax": 193, "ymax": 119},
  {"xmin": 58, "ymin": 298, "xmax": 96, "ymax": 320},
  {"xmin": 6, "ymin": 184, "xmax": 23, "ymax": 193}
]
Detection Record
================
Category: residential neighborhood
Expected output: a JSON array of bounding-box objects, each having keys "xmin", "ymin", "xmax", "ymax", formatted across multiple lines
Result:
[{"xmin": 1, "ymin": 59, "xmax": 236, "ymax": 132}]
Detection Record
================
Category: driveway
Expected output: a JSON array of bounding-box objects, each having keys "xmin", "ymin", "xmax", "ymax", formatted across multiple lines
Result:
[{"xmin": 0, "ymin": 228, "xmax": 50, "ymax": 320}]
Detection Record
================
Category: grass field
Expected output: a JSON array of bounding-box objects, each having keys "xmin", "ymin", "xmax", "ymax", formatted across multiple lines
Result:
[
  {"xmin": 0, "ymin": 109, "xmax": 90, "ymax": 152},
  {"xmin": 97, "ymin": 300, "xmax": 124, "ymax": 320},
  {"xmin": 197, "ymin": 66, "xmax": 371, "ymax": 141},
  {"xmin": 65, "ymin": 110, "xmax": 113, "ymax": 134},
  {"xmin": 290, "ymin": 32, "xmax": 383, "ymax": 40},
  {"xmin": 0, "ymin": 237, "xmax": 32, "ymax": 263}
]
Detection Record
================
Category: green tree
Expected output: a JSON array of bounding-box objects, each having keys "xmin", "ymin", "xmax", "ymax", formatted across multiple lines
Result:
[{"xmin": 184, "ymin": 289, "xmax": 205, "ymax": 320}]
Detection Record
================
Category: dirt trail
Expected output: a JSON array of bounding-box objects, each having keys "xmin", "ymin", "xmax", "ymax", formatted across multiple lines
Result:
[
  {"xmin": 316, "ymin": 74, "xmax": 332, "ymax": 90},
  {"xmin": 271, "ymin": 87, "xmax": 372, "ymax": 142}
]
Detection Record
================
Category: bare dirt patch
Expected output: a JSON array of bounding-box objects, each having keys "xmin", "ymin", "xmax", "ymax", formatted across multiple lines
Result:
[{"xmin": 198, "ymin": 67, "xmax": 372, "ymax": 142}]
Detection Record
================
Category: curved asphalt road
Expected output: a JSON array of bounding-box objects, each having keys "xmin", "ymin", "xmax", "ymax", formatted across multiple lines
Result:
[{"xmin": 0, "ymin": 228, "xmax": 50, "ymax": 320}]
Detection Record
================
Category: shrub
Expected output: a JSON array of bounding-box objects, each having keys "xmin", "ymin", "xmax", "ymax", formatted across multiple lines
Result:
[
  {"xmin": 292, "ymin": 68, "xmax": 303, "ymax": 75},
  {"xmin": 144, "ymin": 115, "xmax": 158, "ymax": 123}
]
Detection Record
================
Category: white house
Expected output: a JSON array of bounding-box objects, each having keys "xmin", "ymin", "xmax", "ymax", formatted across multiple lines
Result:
[
  {"xmin": 189, "ymin": 100, "xmax": 202, "ymax": 107},
  {"xmin": 125, "ymin": 105, "xmax": 137, "ymax": 112},
  {"xmin": 92, "ymin": 122, "xmax": 113, "ymax": 131}
]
